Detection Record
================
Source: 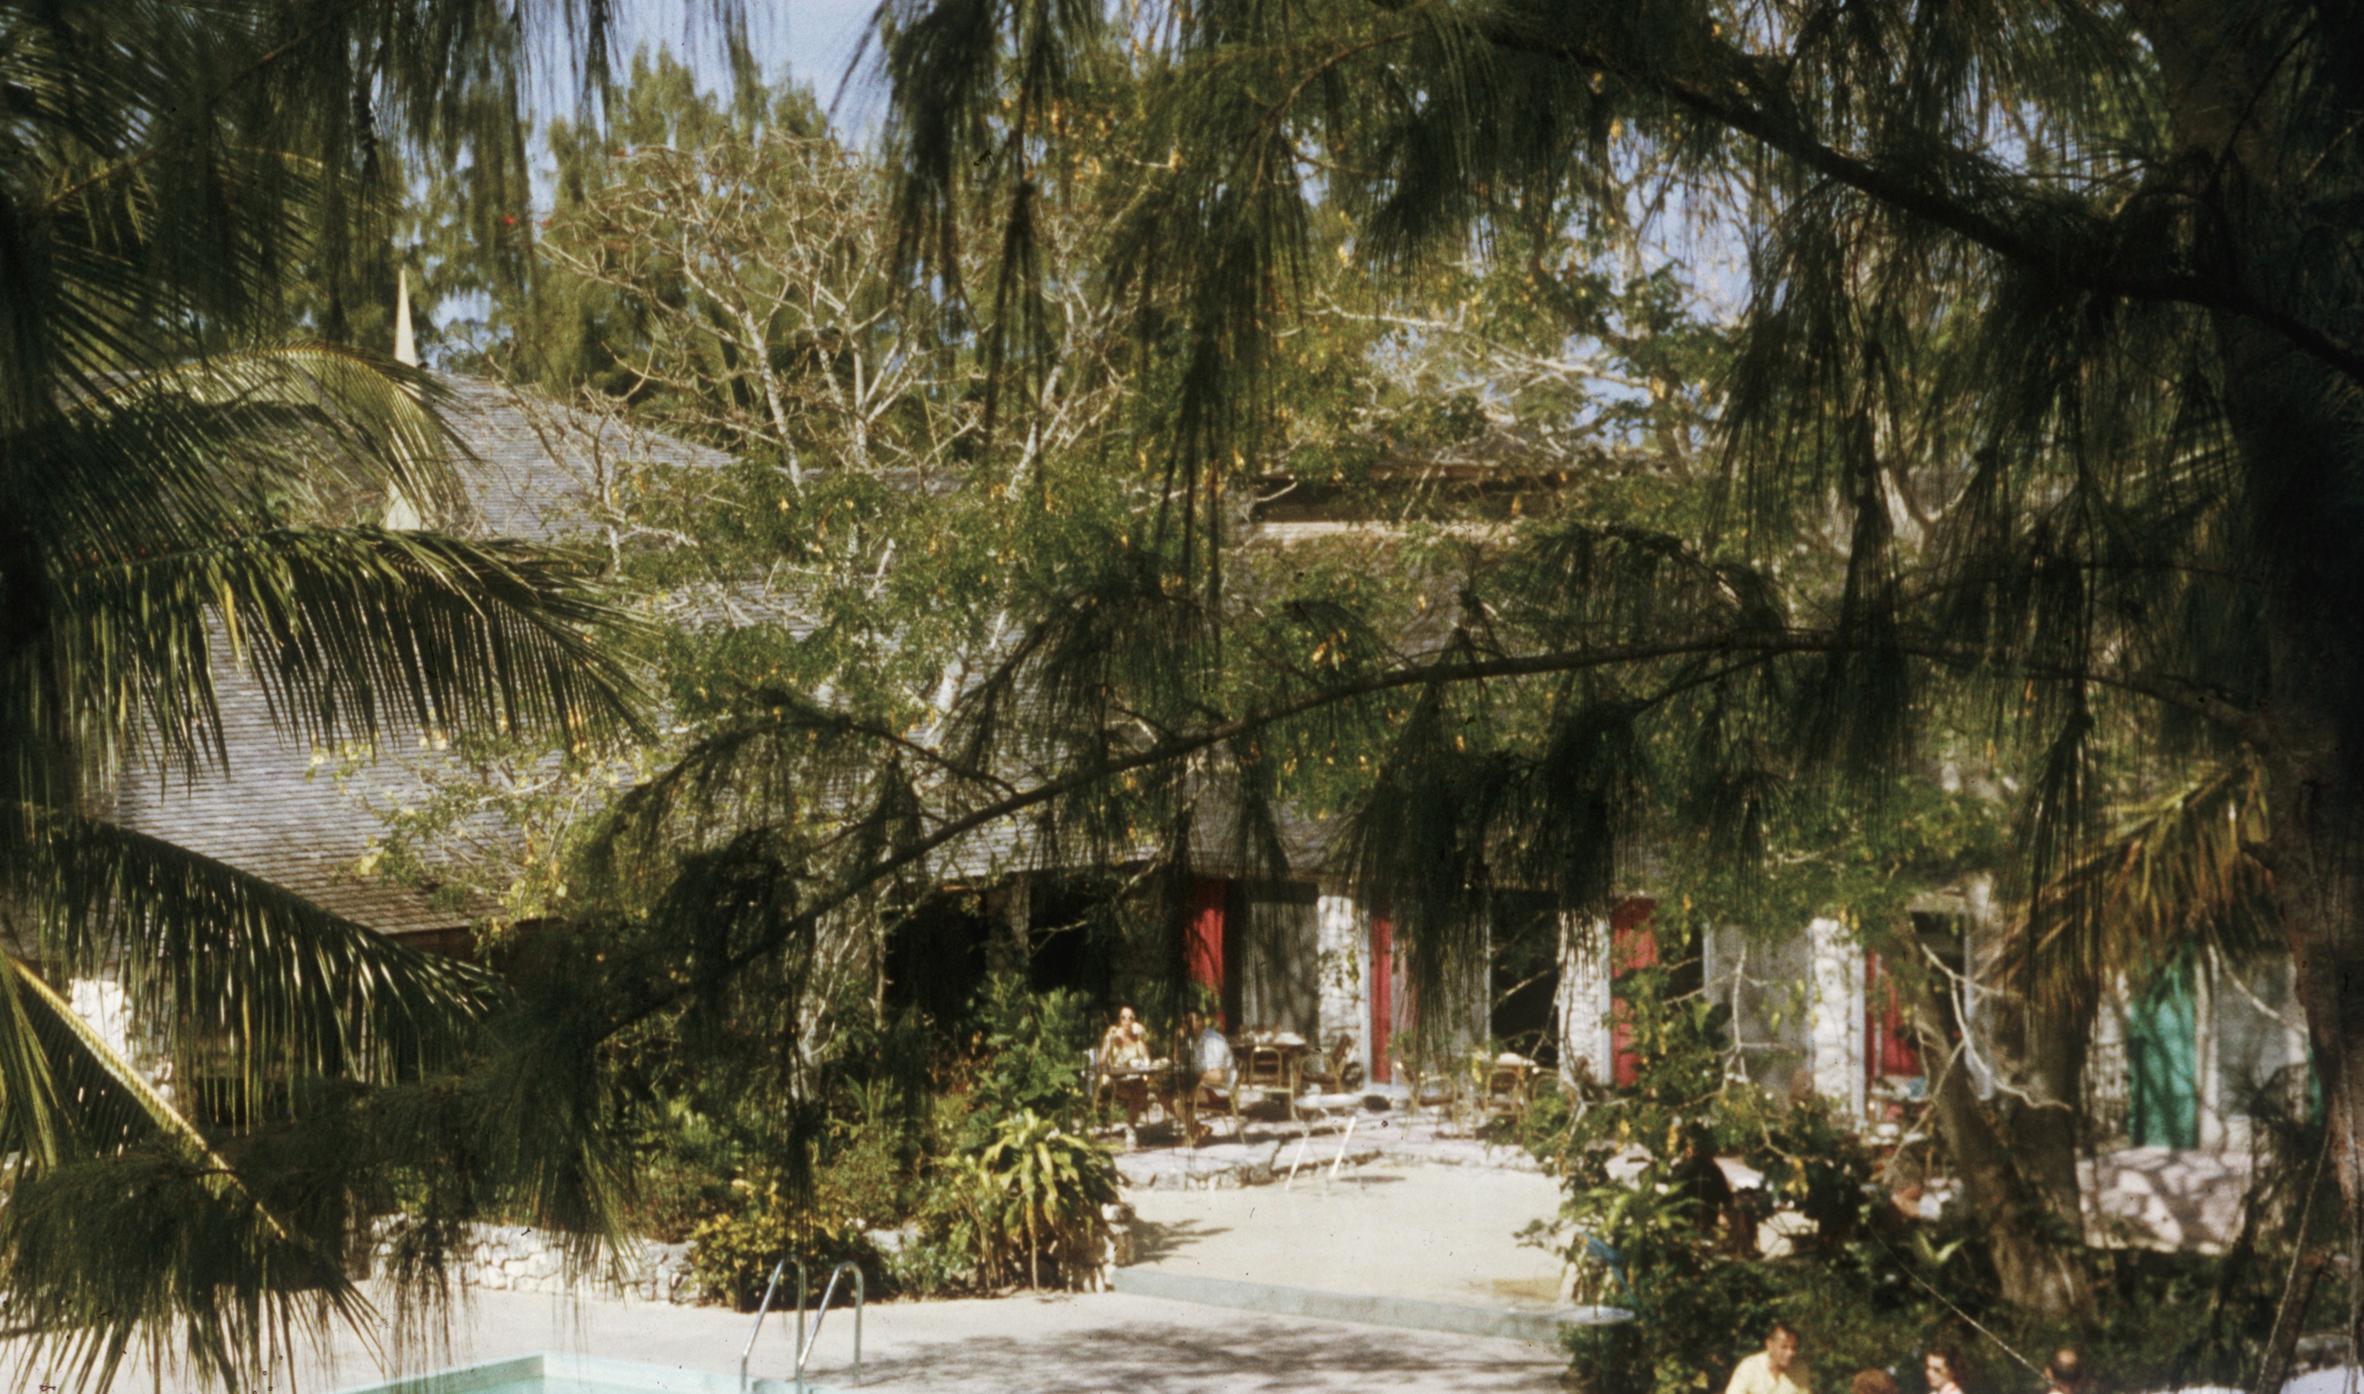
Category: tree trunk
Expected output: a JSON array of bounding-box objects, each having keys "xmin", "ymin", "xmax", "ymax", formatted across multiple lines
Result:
[
  {"xmin": 2214, "ymin": 244, "xmax": 2364, "ymax": 1364},
  {"xmin": 2262, "ymin": 750, "xmax": 2364, "ymax": 1359},
  {"xmin": 986, "ymin": 875, "xmax": 1032, "ymax": 979},
  {"xmin": 1901, "ymin": 961, "xmax": 2095, "ymax": 1319},
  {"xmin": 1984, "ymin": 963, "xmax": 2095, "ymax": 1248}
]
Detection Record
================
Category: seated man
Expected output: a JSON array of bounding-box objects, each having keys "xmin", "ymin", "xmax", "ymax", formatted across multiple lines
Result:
[
  {"xmin": 1172, "ymin": 1010, "xmax": 1235, "ymax": 1144},
  {"xmin": 1726, "ymin": 1321, "xmax": 1809, "ymax": 1394}
]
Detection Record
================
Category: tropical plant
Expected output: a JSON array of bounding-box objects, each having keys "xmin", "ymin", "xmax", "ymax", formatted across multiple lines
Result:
[
  {"xmin": 959, "ymin": 1107, "xmax": 1120, "ymax": 1291},
  {"xmin": 0, "ymin": 0, "xmax": 687, "ymax": 1386}
]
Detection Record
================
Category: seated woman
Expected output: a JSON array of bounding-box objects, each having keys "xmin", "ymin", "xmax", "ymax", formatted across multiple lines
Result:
[{"xmin": 1096, "ymin": 1005, "xmax": 1152, "ymax": 1128}]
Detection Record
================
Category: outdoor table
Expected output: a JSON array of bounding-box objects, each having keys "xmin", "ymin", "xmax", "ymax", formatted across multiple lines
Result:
[{"xmin": 1233, "ymin": 1032, "xmax": 1314, "ymax": 1122}]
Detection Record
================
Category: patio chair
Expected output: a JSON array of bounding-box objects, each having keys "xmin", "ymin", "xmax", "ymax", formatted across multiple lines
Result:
[
  {"xmin": 1179, "ymin": 1063, "xmax": 1242, "ymax": 1145},
  {"xmin": 1391, "ymin": 1054, "xmax": 1458, "ymax": 1120},
  {"xmin": 1482, "ymin": 1053, "xmax": 1538, "ymax": 1125},
  {"xmin": 1297, "ymin": 1032, "xmax": 1365, "ymax": 1094}
]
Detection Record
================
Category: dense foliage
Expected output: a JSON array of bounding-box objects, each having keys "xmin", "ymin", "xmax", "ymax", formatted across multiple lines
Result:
[{"xmin": 1544, "ymin": 960, "xmax": 2347, "ymax": 1394}]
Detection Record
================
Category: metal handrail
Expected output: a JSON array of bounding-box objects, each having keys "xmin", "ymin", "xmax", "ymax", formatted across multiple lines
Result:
[
  {"xmin": 795, "ymin": 1260, "xmax": 864, "ymax": 1393},
  {"xmin": 739, "ymin": 1257, "xmax": 807, "ymax": 1394}
]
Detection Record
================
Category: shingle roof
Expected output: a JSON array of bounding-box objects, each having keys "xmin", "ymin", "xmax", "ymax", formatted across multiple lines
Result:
[
  {"xmin": 103, "ymin": 690, "xmax": 479, "ymax": 937},
  {"xmin": 104, "ymin": 377, "xmax": 723, "ymax": 939},
  {"xmin": 438, "ymin": 377, "xmax": 730, "ymax": 543}
]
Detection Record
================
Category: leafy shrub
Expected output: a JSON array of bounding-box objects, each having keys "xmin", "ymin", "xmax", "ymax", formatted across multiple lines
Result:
[
  {"xmin": 683, "ymin": 1088, "xmax": 917, "ymax": 1309},
  {"xmin": 960, "ymin": 972, "xmax": 1096, "ymax": 1140},
  {"xmin": 900, "ymin": 1106, "xmax": 1122, "ymax": 1295},
  {"xmin": 622, "ymin": 1098, "xmax": 751, "ymax": 1243},
  {"xmin": 660, "ymin": 975, "xmax": 1121, "ymax": 1305},
  {"xmin": 1538, "ymin": 922, "xmax": 2306, "ymax": 1394},
  {"xmin": 941, "ymin": 1107, "xmax": 1122, "ymax": 1290},
  {"xmin": 685, "ymin": 1176, "xmax": 876, "ymax": 1311}
]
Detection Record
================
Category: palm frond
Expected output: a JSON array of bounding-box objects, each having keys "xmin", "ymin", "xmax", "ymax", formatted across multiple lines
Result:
[
  {"xmin": 1997, "ymin": 752, "xmax": 2275, "ymax": 1009},
  {"xmin": 19, "ymin": 526, "xmax": 643, "ymax": 798},
  {"xmin": 0, "ymin": 951, "xmax": 358, "ymax": 1394},
  {"xmin": 23, "ymin": 344, "xmax": 470, "ymax": 550},
  {"xmin": 8, "ymin": 813, "xmax": 504, "ymax": 1121}
]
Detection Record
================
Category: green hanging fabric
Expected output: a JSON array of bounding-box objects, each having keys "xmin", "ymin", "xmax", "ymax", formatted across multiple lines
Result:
[{"xmin": 2127, "ymin": 965, "xmax": 2200, "ymax": 1149}]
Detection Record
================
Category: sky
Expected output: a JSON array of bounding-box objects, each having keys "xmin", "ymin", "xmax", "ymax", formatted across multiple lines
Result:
[{"xmin": 585, "ymin": 0, "xmax": 891, "ymax": 136}]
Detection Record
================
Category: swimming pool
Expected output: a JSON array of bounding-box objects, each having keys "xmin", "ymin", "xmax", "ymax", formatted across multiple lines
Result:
[{"xmin": 329, "ymin": 1352, "xmax": 834, "ymax": 1394}]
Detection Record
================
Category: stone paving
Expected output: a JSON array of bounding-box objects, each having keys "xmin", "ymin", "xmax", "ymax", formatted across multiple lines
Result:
[
  {"xmin": 1112, "ymin": 1094, "xmax": 1543, "ymax": 1190},
  {"xmin": 1123, "ymin": 1159, "xmax": 1572, "ymax": 1312},
  {"xmin": 25, "ymin": 1283, "xmax": 1571, "ymax": 1394}
]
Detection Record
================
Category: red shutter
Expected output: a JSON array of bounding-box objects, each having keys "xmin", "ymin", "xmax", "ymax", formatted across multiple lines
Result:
[
  {"xmin": 1609, "ymin": 898, "xmax": 1658, "ymax": 1089},
  {"xmin": 1865, "ymin": 951, "xmax": 1922, "ymax": 1083},
  {"xmin": 1185, "ymin": 878, "xmax": 1228, "ymax": 1026}
]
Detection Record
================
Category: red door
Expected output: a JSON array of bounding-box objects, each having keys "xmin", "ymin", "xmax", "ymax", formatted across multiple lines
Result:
[
  {"xmin": 1865, "ymin": 951, "xmax": 1922, "ymax": 1086},
  {"xmin": 1185, "ymin": 878, "xmax": 1228, "ymax": 1026},
  {"xmin": 1368, "ymin": 911, "xmax": 1394, "ymax": 1083},
  {"xmin": 1608, "ymin": 898, "xmax": 1658, "ymax": 1089}
]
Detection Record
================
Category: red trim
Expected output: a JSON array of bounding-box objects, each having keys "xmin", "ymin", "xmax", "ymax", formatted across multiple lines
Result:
[
  {"xmin": 1609, "ymin": 898, "xmax": 1658, "ymax": 1089},
  {"xmin": 1368, "ymin": 911, "xmax": 1394, "ymax": 1083},
  {"xmin": 1865, "ymin": 951, "xmax": 1921, "ymax": 1083},
  {"xmin": 1185, "ymin": 878, "xmax": 1228, "ymax": 1024}
]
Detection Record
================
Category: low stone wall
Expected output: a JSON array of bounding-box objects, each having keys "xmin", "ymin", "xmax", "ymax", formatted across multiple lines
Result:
[
  {"xmin": 366, "ymin": 1202, "xmax": 1142, "ymax": 1304},
  {"xmin": 367, "ymin": 1221, "xmax": 705, "ymax": 1304}
]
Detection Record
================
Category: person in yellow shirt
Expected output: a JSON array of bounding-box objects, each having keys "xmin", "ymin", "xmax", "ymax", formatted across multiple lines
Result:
[{"xmin": 1726, "ymin": 1322, "xmax": 1810, "ymax": 1394}]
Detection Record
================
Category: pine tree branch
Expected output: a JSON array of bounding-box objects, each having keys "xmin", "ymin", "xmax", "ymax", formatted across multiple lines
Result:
[
  {"xmin": 1472, "ymin": 13, "xmax": 2364, "ymax": 389},
  {"xmin": 589, "ymin": 623, "xmax": 2263, "ymax": 1041}
]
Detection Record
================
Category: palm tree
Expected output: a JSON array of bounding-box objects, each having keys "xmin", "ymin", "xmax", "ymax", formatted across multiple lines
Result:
[{"xmin": 0, "ymin": 1, "xmax": 684, "ymax": 1385}]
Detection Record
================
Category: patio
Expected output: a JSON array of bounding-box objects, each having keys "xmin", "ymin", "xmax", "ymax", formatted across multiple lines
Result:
[{"xmin": 31, "ymin": 1283, "xmax": 1571, "ymax": 1394}]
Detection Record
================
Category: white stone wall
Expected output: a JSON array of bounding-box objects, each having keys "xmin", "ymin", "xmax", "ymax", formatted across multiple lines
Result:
[
  {"xmin": 2084, "ymin": 976, "xmax": 2132, "ymax": 1140},
  {"xmin": 1807, "ymin": 917, "xmax": 1865, "ymax": 1120},
  {"xmin": 2198, "ymin": 957, "xmax": 2309, "ymax": 1152},
  {"xmin": 1706, "ymin": 925, "xmax": 1814, "ymax": 1093},
  {"xmin": 1315, "ymin": 892, "xmax": 1369, "ymax": 1077},
  {"xmin": 67, "ymin": 977, "xmax": 138, "ymax": 1066},
  {"xmin": 1554, "ymin": 913, "xmax": 1611, "ymax": 1087},
  {"xmin": 368, "ymin": 1219, "xmax": 705, "ymax": 1304}
]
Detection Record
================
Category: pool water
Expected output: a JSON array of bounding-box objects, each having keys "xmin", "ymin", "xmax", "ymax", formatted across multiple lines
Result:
[{"xmin": 330, "ymin": 1352, "xmax": 822, "ymax": 1394}]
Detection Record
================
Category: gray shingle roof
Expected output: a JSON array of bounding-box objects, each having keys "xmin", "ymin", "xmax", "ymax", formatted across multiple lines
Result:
[
  {"xmin": 438, "ymin": 377, "xmax": 730, "ymax": 543},
  {"xmin": 104, "ymin": 691, "xmax": 478, "ymax": 937},
  {"xmin": 105, "ymin": 377, "xmax": 723, "ymax": 939}
]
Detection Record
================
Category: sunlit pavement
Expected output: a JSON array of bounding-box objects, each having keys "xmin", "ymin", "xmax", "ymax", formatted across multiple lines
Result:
[{"xmin": 36, "ymin": 1281, "xmax": 1570, "ymax": 1394}]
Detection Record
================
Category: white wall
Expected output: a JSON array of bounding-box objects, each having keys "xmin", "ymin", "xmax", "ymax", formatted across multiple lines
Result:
[
  {"xmin": 1554, "ymin": 912, "xmax": 1612, "ymax": 1086},
  {"xmin": 1315, "ymin": 891, "xmax": 1370, "ymax": 1077},
  {"xmin": 1807, "ymin": 917, "xmax": 1867, "ymax": 1120}
]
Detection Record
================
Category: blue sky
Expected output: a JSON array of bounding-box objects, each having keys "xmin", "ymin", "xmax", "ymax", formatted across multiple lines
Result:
[{"xmin": 596, "ymin": 0, "xmax": 890, "ymax": 133}]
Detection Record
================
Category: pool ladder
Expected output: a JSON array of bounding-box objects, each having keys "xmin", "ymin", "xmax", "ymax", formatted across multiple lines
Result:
[{"xmin": 739, "ymin": 1258, "xmax": 863, "ymax": 1394}]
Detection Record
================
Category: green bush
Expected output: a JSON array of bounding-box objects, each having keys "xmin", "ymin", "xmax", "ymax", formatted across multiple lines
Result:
[
  {"xmin": 1538, "ymin": 921, "xmax": 2315, "ymax": 1394},
  {"xmin": 958, "ymin": 1107, "xmax": 1122, "ymax": 1290},
  {"xmin": 960, "ymin": 972, "xmax": 1096, "ymax": 1140},
  {"xmin": 649, "ymin": 975, "xmax": 1127, "ymax": 1305},
  {"xmin": 684, "ymin": 1176, "xmax": 876, "ymax": 1311},
  {"xmin": 900, "ymin": 1106, "xmax": 1121, "ymax": 1294}
]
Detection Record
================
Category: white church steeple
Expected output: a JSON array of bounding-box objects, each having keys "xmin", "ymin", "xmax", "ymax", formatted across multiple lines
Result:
[{"xmin": 383, "ymin": 264, "xmax": 425, "ymax": 529}]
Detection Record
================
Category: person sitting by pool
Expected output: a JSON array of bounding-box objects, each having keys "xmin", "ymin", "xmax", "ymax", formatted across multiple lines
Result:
[
  {"xmin": 1726, "ymin": 1321, "xmax": 1809, "ymax": 1394},
  {"xmin": 1923, "ymin": 1345, "xmax": 1971, "ymax": 1394},
  {"xmin": 2040, "ymin": 1349, "xmax": 2084, "ymax": 1394},
  {"xmin": 1099, "ymin": 1005, "xmax": 1150, "ymax": 1069},
  {"xmin": 1172, "ymin": 1010, "xmax": 1235, "ymax": 1144},
  {"xmin": 1095, "ymin": 1005, "xmax": 1152, "ymax": 1127}
]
